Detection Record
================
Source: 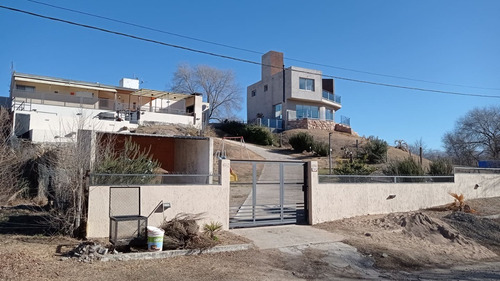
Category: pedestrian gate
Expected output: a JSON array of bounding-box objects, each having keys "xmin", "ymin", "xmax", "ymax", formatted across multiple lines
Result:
[{"xmin": 229, "ymin": 160, "xmax": 308, "ymax": 228}]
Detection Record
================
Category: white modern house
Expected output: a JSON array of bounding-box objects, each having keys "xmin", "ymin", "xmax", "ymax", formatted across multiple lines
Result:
[
  {"xmin": 247, "ymin": 51, "xmax": 346, "ymax": 131},
  {"xmin": 9, "ymin": 72, "xmax": 208, "ymax": 142}
]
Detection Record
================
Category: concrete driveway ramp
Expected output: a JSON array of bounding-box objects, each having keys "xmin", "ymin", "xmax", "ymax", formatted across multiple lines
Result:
[{"xmin": 231, "ymin": 225, "xmax": 344, "ymax": 250}]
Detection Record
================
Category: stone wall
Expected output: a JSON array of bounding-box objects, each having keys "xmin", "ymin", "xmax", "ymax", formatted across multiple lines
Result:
[
  {"xmin": 334, "ymin": 124, "xmax": 352, "ymax": 134},
  {"xmin": 287, "ymin": 119, "xmax": 335, "ymax": 130}
]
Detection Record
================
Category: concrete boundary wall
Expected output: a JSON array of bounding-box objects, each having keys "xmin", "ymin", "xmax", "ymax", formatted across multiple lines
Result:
[
  {"xmin": 86, "ymin": 160, "xmax": 230, "ymax": 238},
  {"xmin": 307, "ymin": 161, "xmax": 500, "ymax": 225}
]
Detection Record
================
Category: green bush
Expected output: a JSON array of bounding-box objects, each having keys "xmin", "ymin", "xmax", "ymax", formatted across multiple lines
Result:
[
  {"xmin": 289, "ymin": 132, "xmax": 314, "ymax": 152},
  {"xmin": 334, "ymin": 160, "xmax": 375, "ymax": 175},
  {"xmin": 429, "ymin": 158, "xmax": 453, "ymax": 175},
  {"xmin": 243, "ymin": 125, "xmax": 274, "ymax": 146},
  {"xmin": 93, "ymin": 138, "xmax": 160, "ymax": 185},
  {"xmin": 312, "ymin": 141, "xmax": 329, "ymax": 156},
  {"xmin": 359, "ymin": 137, "xmax": 388, "ymax": 164},
  {"xmin": 218, "ymin": 121, "xmax": 273, "ymax": 146},
  {"xmin": 384, "ymin": 157, "xmax": 425, "ymax": 182},
  {"xmin": 218, "ymin": 120, "xmax": 246, "ymax": 136},
  {"xmin": 429, "ymin": 158, "xmax": 453, "ymax": 182}
]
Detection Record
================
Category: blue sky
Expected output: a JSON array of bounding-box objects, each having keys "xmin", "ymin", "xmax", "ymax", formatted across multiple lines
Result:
[{"xmin": 1, "ymin": 0, "xmax": 499, "ymax": 150}]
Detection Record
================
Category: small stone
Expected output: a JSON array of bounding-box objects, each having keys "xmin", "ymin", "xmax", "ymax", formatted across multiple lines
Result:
[
  {"xmin": 381, "ymin": 253, "xmax": 389, "ymax": 258},
  {"xmin": 365, "ymin": 233, "xmax": 372, "ymax": 237},
  {"xmin": 98, "ymin": 248, "xmax": 108, "ymax": 255},
  {"xmin": 59, "ymin": 257, "xmax": 69, "ymax": 261}
]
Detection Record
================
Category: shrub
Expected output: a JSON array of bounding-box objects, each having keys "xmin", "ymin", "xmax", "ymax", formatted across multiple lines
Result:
[
  {"xmin": 218, "ymin": 121, "xmax": 273, "ymax": 146},
  {"xmin": 289, "ymin": 132, "xmax": 314, "ymax": 152},
  {"xmin": 359, "ymin": 137, "xmax": 388, "ymax": 164},
  {"xmin": 334, "ymin": 160, "xmax": 375, "ymax": 175},
  {"xmin": 203, "ymin": 221, "xmax": 223, "ymax": 241},
  {"xmin": 429, "ymin": 158, "xmax": 453, "ymax": 175},
  {"xmin": 243, "ymin": 125, "xmax": 274, "ymax": 146},
  {"xmin": 93, "ymin": 138, "xmax": 160, "ymax": 185},
  {"xmin": 384, "ymin": 157, "xmax": 425, "ymax": 182},
  {"xmin": 312, "ymin": 141, "xmax": 329, "ymax": 156},
  {"xmin": 218, "ymin": 120, "xmax": 245, "ymax": 136}
]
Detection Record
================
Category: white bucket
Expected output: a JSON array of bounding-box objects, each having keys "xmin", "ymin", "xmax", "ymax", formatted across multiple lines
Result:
[{"xmin": 147, "ymin": 226, "xmax": 164, "ymax": 251}]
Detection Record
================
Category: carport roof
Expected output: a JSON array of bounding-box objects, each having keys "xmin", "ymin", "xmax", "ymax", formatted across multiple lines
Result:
[
  {"xmin": 130, "ymin": 89, "xmax": 193, "ymax": 100},
  {"xmin": 97, "ymin": 131, "xmax": 209, "ymax": 140}
]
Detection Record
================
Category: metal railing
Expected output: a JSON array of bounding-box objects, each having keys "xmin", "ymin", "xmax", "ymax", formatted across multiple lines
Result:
[
  {"xmin": 254, "ymin": 118, "xmax": 283, "ymax": 129},
  {"xmin": 340, "ymin": 115, "xmax": 351, "ymax": 127},
  {"xmin": 322, "ymin": 90, "xmax": 341, "ymax": 104},
  {"xmin": 12, "ymin": 89, "xmax": 191, "ymax": 116},
  {"xmin": 12, "ymin": 89, "xmax": 113, "ymax": 110},
  {"xmin": 319, "ymin": 175, "xmax": 455, "ymax": 184},
  {"xmin": 90, "ymin": 173, "xmax": 220, "ymax": 186},
  {"xmin": 454, "ymin": 166, "xmax": 500, "ymax": 174}
]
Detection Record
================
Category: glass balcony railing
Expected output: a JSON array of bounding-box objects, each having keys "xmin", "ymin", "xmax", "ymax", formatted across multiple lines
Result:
[{"xmin": 322, "ymin": 90, "xmax": 341, "ymax": 104}]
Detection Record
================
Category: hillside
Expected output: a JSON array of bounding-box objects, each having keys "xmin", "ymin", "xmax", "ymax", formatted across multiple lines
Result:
[
  {"xmin": 133, "ymin": 124, "xmax": 432, "ymax": 174},
  {"xmin": 281, "ymin": 129, "xmax": 432, "ymax": 173}
]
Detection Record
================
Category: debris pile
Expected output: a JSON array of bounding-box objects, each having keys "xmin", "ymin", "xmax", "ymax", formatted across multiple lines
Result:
[
  {"xmin": 66, "ymin": 242, "xmax": 118, "ymax": 262},
  {"xmin": 160, "ymin": 213, "xmax": 217, "ymax": 250}
]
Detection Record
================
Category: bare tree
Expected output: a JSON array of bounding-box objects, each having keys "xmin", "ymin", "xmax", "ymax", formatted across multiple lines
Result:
[
  {"xmin": 443, "ymin": 105, "xmax": 500, "ymax": 165},
  {"xmin": 409, "ymin": 137, "xmax": 428, "ymax": 156},
  {"xmin": 171, "ymin": 64, "xmax": 242, "ymax": 122}
]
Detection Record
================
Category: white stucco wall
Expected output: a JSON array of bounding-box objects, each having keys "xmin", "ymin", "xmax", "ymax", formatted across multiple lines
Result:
[
  {"xmin": 86, "ymin": 159, "xmax": 230, "ymax": 239},
  {"xmin": 13, "ymin": 104, "xmax": 139, "ymax": 142},
  {"xmin": 140, "ymin": 111, "xmax": 197, "ymax": 128},
  {"xmin": 308, "ymin": 161, "xmax": 500, "ymax": 224}
]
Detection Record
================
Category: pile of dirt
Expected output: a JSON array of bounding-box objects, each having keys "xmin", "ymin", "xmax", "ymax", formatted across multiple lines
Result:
[
  {"xmin": 444, "ymin": 212, "xmax": 500, "ymax": 254},
  {"xmin": 394, "ymin": 212, "xmax": 463, "ymax": 243},
  {"xmin": 316, "ymin": 211, "xmax": 498, "ymax": 270}
]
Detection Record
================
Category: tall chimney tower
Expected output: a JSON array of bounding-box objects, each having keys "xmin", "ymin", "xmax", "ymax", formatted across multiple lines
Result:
[{"xmin": 262, "ymin": 51, "xmax": 284, "ymax": 80}]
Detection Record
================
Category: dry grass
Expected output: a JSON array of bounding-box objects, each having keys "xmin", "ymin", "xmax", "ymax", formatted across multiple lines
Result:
[{"xmin": 281, "ymin": 129, "xmax": 432, "ymax": 173}]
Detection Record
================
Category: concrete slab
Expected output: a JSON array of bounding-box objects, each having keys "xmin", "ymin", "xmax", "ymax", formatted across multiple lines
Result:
[{"xmin": 231, "ymin": 225, "xmax": 345, "ymax": 250}]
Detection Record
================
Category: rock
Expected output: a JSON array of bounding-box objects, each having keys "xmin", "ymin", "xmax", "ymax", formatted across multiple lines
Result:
[
  {"xmin": 381, "ymin": 253, "xmax": 389, "ymax": 258},
  {"xmin": 59, "ymin": 257, "xmax": 69, "ymax": 261},
  {"xmin": 365, "ymin": 233, "xmax": 372, "ymax": 237},
  {"xmin": 98, "ymin": 248, "xmax": 108, "ymax": 255}
]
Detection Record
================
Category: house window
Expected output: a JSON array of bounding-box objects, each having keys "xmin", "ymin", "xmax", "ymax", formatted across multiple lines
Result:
[
  {"xmin": 273, "ymin": 103, "xmax": 282, "ymax": 119},
  {"xmin": 251, "ymin": 89, "xmax": 256, "ymax": 97},
  {"xmin": 299, "ymin": 78, "xmax": 315, "ymax": 91},
  {"xmin": 326, "ymin": 109, "xmax": 334, "ymax": 121},
  {"xmin": 264, "ymin": 84, "xmax": 268, "ymax": 92},
  {"xmin": 296, "ymin": 104, "xmax": 319, "ymax": 119},
  {"xmin": 16, "ymin": 85, "xmax": 35, "ymax": 92}
]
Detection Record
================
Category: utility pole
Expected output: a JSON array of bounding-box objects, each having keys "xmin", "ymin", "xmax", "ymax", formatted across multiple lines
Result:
[{"xmin": 329, "ymin": 132, "xmax": 332, "ymax": 174}]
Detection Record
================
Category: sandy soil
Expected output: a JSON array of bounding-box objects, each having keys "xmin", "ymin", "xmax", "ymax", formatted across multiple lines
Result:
[
  {"xmin": 2, "ymin": 198, "xmax": 500, "ymax": 280},
  {"xmin": 315, "ymin": 197, "xmax": 500, "ymax": 271}
]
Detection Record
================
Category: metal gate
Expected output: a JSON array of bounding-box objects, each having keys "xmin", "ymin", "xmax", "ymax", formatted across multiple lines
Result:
[{"xmin": 229, "ymin": 160, "xmax": 307, "ymax": 228}]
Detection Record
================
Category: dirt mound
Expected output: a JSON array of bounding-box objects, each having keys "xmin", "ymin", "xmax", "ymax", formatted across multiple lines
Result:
[
  {"xmin": 395, "ymin": 212, "xmax": 463, "ymax": 243},
  {"xmin": 444, "ymin": 212, "xmax": 500, "ymax": 254},
  {"xmin": 317, "ymin": 211, "xmax": 498, "ymax": 270}
]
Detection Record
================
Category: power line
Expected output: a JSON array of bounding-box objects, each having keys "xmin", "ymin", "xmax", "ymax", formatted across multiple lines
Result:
[
  {"xmin": 2, "ymin": 4, "xmax": 500, "ymax": 100},
  {"xmin": 25, "ymin": 0, "xmax": 500, "ymax": 91}
]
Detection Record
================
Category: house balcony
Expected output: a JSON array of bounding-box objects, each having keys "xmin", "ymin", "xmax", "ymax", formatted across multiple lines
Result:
[
  {"xmin": 11, "ymin": 89, "xmax": 191, "ymax": 116},
  {"xmin": 322, "ymin": 90, "xmax": 341, "ymax": 106}
]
